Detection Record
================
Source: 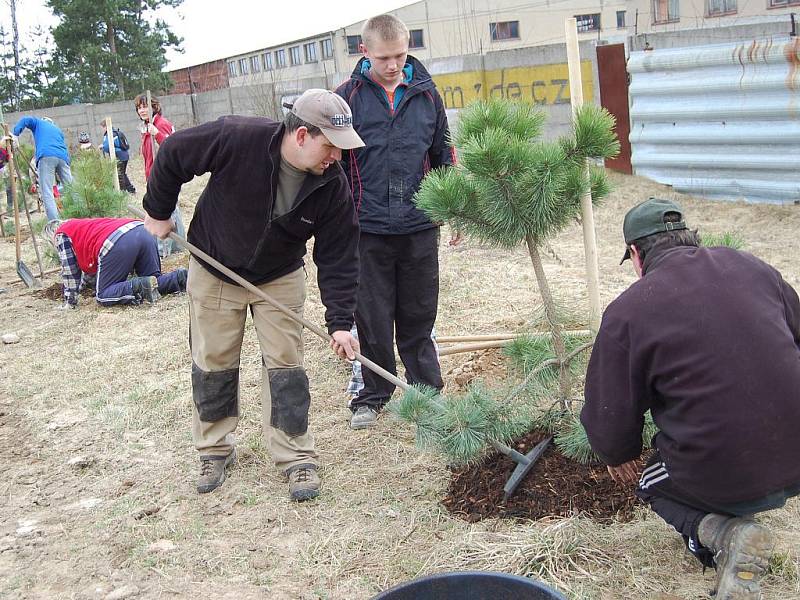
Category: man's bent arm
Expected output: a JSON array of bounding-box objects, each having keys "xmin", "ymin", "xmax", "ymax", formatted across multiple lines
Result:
[
  {"xmin": 143, "ymin": 118, "xmax": 223, "ymax": 221},
  {"xmin": 312, "ymin": 178, "xmax": 360, "ymax": 334},
  {"xmin": 580, "ymin": 322, "xmax": 649, "ymax": 466}
]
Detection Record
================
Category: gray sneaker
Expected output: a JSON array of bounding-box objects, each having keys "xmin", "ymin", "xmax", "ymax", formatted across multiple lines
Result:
[
  {"xmin": 286, "ymin": 463, "xmax": 320, "ymax": 502},
  {"xmin": 197, "ymin": 449, "xmax": 237, "ymax": 494},
  {"xmin": 698, "ymin": 514, "xmax": 775, "ymax": 599},
  {"xmin": 131, "ymin": 275, "xmax": 161, "ymax": 303},
  {"xmin": 350, "ymin": 406, "xmax": 378, "ymax": 430}
]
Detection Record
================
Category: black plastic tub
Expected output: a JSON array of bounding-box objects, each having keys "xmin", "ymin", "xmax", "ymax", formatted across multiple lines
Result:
[{"xmin": 371, "ymin": 570, "xmax": 567, "ymax": 600}]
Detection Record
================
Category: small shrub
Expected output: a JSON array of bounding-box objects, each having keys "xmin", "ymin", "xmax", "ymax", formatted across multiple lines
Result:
[{"xmin": 60, "ymin": 152, "xmax": 127, "ymax": 218}]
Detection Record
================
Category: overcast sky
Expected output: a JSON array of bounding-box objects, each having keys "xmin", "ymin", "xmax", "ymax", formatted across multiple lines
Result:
[{"xmin": 3, "ymin": 0, "xmax": 414, "ymax": 70}]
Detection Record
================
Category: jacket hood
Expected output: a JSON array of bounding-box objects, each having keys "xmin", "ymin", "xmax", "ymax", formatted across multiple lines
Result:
[{"xmin": 349, "ymin": 54, "xmax": 434, "ymax": 89}]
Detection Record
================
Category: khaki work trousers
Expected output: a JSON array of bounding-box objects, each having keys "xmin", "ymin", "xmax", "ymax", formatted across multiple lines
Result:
[{"xmin": 187, "ymin": 257, "xmax": 317, "ymax": 472}]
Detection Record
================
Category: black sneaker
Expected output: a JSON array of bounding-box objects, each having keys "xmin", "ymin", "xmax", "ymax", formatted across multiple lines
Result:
[{"xmin": 197, "ymin": 449, "xmax": 237, "ymax": 494}]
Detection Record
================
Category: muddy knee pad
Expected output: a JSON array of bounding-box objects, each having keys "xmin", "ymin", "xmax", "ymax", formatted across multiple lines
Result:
[
  {"xmin": 268, "ymin": 367, "xmax": 311, "ymax": 436},
  {"xmin": 191, "ymin": 362, "xmax": 240, "ymax": 422}
]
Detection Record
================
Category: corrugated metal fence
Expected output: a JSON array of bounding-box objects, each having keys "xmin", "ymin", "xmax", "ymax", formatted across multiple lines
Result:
[{"xmin": 628, "ymin": 36, "xmax": 800, "ymax": 204}]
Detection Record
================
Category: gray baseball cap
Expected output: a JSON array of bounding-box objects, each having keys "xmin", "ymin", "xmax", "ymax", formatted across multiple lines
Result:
[
  {"xmin": 290, "ymin": 89, "xmax": 365, "ymax": 150},
  {"xmin": 620, "ymin": 197, "xmax": 686, "ymax": 264}
]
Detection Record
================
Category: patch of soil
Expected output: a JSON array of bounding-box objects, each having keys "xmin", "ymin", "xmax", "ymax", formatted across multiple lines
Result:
[
  {"xmin": 443, "ymin": 430, "xmax": 642, "ymax": 523},
  {"xmin": 444, "ymin": 348, "xmax": 508, "ymax": 391},
  {"xmin": 34, "ymin": 282, "xmax": 94, "ymax": 301}
]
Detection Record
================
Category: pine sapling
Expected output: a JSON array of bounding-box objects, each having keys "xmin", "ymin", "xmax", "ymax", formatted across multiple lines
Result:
[{"xmin": 415, "ymin": 99, "xmax": 618, "ymax": 410}]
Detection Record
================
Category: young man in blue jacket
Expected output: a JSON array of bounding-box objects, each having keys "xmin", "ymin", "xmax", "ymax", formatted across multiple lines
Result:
[
  {"xmin": 12, "ymin": 116, "xmax": 72, "ymax": 221},
  {"xmin": 336, "ymin": 14, "xmax": 459, "ymax": 429}
]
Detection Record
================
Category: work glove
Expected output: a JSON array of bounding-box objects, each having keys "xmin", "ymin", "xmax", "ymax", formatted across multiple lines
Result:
[{"xmin": 147, "ymin": 123, "xmax": 159, "ymax": 136}]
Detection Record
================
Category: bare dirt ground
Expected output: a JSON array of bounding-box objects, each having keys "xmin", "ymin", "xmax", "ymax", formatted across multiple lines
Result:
[{"xmin": 1, "ymin": 158, "xmax": 798, "ymax": 600}]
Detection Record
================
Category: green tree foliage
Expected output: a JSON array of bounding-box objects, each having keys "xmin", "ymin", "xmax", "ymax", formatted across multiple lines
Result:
[
  {"xmin": 46, "ymin": 0, "xmax": 183, "ymax": 104},
  {"xmin": 416, "ymin": 100, "xmax": 618, "ymax": 248},
  {"xmin": 416, "ymin": 99, "xmax": 618, "ymax": 406},
  {"xmin": 60, "ymin": 151, "xmax": 127, "ymax": 218}
]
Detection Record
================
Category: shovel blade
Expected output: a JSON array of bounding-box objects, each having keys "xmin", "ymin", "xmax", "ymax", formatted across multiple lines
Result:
[{"xmin": 17, "ymin": 259, "xmax": 41, "ymax": 288}]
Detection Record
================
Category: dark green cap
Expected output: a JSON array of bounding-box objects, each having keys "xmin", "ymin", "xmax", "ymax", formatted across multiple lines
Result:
[{"xmin": 620, "ymin": 197, "xmax": 686, "ymax": 264}]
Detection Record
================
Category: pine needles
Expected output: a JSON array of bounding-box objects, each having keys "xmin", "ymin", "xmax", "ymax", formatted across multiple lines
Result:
[
  {"xmin": 60, "ymin": 152, "xmax": 127, "ymax": 218},
  {"xmin": 415, "ymin": 98, "xmax": 618, "ymax": 249}
]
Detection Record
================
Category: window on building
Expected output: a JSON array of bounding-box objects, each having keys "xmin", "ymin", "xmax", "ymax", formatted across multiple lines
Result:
[
  {"xmin": 768, "ymin": 0, "xmax": 800, "ymax": 6},
  {"xmin": 263, "ymin": 52, "xmax": 273, "ymax": 70},
  {"xmin": 707, "ymin": 0, "xmax": 736, "ymax": 14},
  {"xmin": 304, "ymin": 42, "xmax": 318, "ymax": 62},
  {"xmin": 228, "ymin": 61, "xmax": 237, "ymax": 77},
  {"xmin": 275, "ymin": 49, "xmax": 287, "ymax": 68},
  {"xmin": 653, "ymin": 0, "xmax": 680, "ymax": 22},
  {"xmin": 250, "ymin": 55, "xmax": 260, "ymax": 73},
  {"xmin": 290, "ymin": 45, "xmax": 301, "ymax": 65},
  {"xmin": 347, "ymin": 34, "xmax": 362, "ymax": 55},
  {"xmin": 238, "ymin": 57, "xmax": 248, "ymax": 75},
  {"xmin": 616, "ymin": 10, "xmax": 626, "ymax": 27},
  {"xmin": 321, "ymin": 38, "xmax": 334, "ymax": 59},
  {"xmin": 409, "ymin": 29, "xmax": 425, "ymax": 48},
  {"xmin": 489, "ymin": 21, "xmax": 520, "ymax": 41},
  {"xmin": 575, "ymin": 13, "xmax": 601, "ymax": 32}
]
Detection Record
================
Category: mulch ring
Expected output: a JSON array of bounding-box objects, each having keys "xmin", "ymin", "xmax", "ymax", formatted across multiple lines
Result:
[{"xmin": 443, "ymin": 430, "xmax": 644, "ymax": 523}]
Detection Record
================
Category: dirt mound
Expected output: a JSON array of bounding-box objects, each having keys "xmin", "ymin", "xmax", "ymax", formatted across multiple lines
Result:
[
  {"xmin": 444, "ymin": 348, "xmax": 508, "ymax": 391},
  {"xmin": 443, "ymin": 430, "xmax": 642, "ymax": 523},
  {"xmin": 34, "ymin": 282, "xmax": 94, "ymax": 301}
]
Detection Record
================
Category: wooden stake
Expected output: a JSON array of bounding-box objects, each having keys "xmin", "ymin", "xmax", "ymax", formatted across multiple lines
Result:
[
  {"xmin": 565, "ymin": 17, "xmax": 602, "ymax": 335},
  {"xmin": 105, "ymin": 116, "xmax": 120, "ymax": 191},
  {"xmin": 145, "ymin": 90, "xmax": 158, "ymax": 160},
  {"xmin": 439, "ymin": 340, "xmax": 513, "ymax": 356},
  {"xmin": 4, "ymin": 124, "xmax": 22, "ymax": 263},
  {"xmin": 439, "ymin": 329, "xmax": 592, "ymax": 357},
  {"xmin": 436, "ymin": 334, "xmax": 518, "ymax": 343}
]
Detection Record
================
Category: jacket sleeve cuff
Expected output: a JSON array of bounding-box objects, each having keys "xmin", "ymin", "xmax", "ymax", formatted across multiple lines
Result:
[
  {"xmin": 142, "ymin": 192, "xmax": 177, "ymax": 221},
  {"xmin": 327, "ymin": 320, "xmax": 353, "ymax": 335}
]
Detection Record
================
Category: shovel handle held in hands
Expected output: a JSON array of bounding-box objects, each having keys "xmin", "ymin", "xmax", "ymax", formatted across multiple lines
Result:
[{"xmin": 130, "ymin": 205, "xmax": 409, "ymax": 391}]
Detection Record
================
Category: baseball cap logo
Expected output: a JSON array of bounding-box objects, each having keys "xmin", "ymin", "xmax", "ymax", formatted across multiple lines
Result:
[{"xmin": 330, "ymin": 114, "xmax": 352, "ymax": 128}]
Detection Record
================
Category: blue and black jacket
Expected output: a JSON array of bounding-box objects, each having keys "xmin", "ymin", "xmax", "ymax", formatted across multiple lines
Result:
[{"xmin": 335, "ymin": 55, "xmax": 455, "ymax": 235}]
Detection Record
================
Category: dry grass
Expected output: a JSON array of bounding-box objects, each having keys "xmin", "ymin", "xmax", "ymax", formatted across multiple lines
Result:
[{"xmin": 0, "ymin": 157, "xmax": 798, "ymax": 599}]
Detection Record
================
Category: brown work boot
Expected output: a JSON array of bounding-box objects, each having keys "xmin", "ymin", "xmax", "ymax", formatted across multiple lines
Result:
[
  {"xmin": 698, "ymin": 514, "xmax": 775, "ymax": 599},
  {"xmin": 131, "ymin": 275, "xmax": 161, "ymax": 304},
  {"xmin": 196, "ymin": 449, "xmax": 237, "ymax": 494},
  {"xmin": 286, "ymin": 463, "xmax": 320, "ymax": 502}
]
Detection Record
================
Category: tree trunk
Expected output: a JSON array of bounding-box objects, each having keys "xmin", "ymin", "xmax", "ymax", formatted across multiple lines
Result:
[
  {"xmin": 106, "ymin": 19, "xmax": 125, "ymax": 99},
  {"xmin": 525, "ymin": 234, "xmax": 571, "ymax": 408}
]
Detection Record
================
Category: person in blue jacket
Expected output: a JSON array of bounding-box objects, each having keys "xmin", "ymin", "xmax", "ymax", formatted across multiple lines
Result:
[
  {"xmin": 100, "ymin": 119, "xmax": 136, "ymax": 194},
  {"xmin": 12, "ymin": 116, "xmax": 72, "ymax": 221},
  {"xmin": 335, "ymin": 14, "xmax": 460, "ymax": 430}
]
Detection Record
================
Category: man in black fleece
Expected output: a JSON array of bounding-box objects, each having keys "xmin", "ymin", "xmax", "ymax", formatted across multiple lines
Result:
[
  {"xmin": 581, "ymin": 197, "xmax": 800, "ymax": 600},
  {"xmin": 142, "ymin": 89, "xmax": 364, "ymax": 501}
]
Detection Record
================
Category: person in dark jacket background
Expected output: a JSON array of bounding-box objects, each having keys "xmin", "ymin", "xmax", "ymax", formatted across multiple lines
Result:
[
  {"xmin": 336, "ymin": 13, "xmax": 460, "ymax": 430},
  {"xmin": 581, "ymin": 197, "xmax": 800, "ymax": 600},
  {"xmin": 101, "ymin": 119, "xmax": 136, "ymax": 194},
  {"xmin": 143, "ymin": 89, "xmax": 363, "ymax": 502}
]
